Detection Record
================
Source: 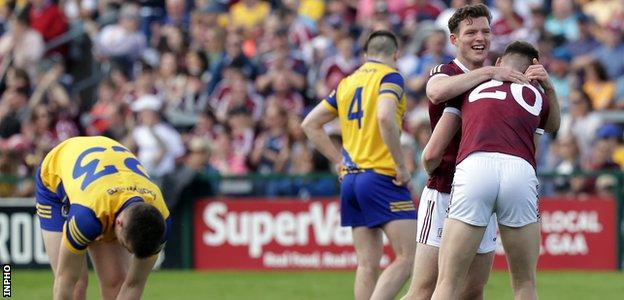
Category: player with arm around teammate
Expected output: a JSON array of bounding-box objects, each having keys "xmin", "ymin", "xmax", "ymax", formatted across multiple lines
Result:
[
  {"xmin": 302, "ymin": 30, "xmax": 416, "ymax": 300},
  {"xmin": 36, "ymin": 136, "xmax": 171, "ymax": 300},
  {"xmin": 403, "ymin": 4, "xmax": 533, "ymax": 300},
  {"xmin": 429, "ymin": 41, "xmax": 560, "ymax": 300}
]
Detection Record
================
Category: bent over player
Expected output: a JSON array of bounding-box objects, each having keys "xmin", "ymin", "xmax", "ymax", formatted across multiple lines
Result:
[
  {"xmin": 302, "ymin": 30, "xmax": 416, "ymax": 300},
  {"xmin": 429, "ymin": 41, "xmax": 560, "ymax": 299},
  {"xmin": 36, "ymin": 136, "xmax": 171, "ymax": 300}
]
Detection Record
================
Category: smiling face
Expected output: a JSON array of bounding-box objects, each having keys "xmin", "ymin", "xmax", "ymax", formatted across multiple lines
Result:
[{"xmin": 450, "ymin": 16, "xmax": 491, "ymax": 69}]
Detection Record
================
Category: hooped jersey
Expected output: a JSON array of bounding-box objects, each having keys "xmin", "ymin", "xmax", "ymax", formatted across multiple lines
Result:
[
  {"xmin": 321, "ymin": 60, "xmax": 407, "ymax": 176},
  {"xmin": 39, "ymin": 136, "xmax": 170, "ymax": 254}
]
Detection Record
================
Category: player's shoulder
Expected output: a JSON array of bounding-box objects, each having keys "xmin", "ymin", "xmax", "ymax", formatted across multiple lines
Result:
[{"xmin": 429, "ymin": 59, "xmax": 466, "ymax": 78}]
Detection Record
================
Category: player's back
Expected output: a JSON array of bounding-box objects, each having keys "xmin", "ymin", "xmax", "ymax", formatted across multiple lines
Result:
[
  {"xmin": 455, "ymin": 79, "xmax": 549, "ymax": 168},
  {"xmin": 40, "ymin": 136, "xmax": 169, "ymax": 240},
  {"xmin": 333, "ymin": 61, "xmax": 406, "ymax": 176}
]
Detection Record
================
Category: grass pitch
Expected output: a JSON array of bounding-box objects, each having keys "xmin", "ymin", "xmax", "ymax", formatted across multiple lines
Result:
[{"xmin": 11, "ymin": 270, "xmax": 624, "ymax": 299}]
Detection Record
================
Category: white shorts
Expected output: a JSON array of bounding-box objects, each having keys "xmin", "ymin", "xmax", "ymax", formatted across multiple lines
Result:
[
  {"xmin": 449, "ymin": 152, "xmax": 540, "ymax": 228},
  {"xmin": 417, "ymin": 187, "xmax": 497, "ymax": 254}
]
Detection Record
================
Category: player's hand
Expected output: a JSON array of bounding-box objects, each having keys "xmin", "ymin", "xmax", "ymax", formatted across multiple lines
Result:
[
  {"xmin": 334, "ymin": 163, "xmax": 345, "ymax": 182},
  {"xmin": 393, "ymin": 166, "xmax": 411, "ymax": 186},
  {"xmin": 525, "ymin": 58, "xmax": 554, "ymax": 91},
  {"xmin": 490, "ymin": 66, "xmax": 529, "ymax": 84}
]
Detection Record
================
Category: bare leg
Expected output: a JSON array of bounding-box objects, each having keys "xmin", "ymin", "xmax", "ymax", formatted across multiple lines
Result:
[
  {"xmin": 370, "ymin": 219, "xmax": 417, "ymax": 300},
  {"xmin": 352, "ymin": 226, "xmax": 383, "ymax": 300},
  {"xmin": 401, "ymin": 243, "xmax": 438, "ymax": 300},
  {"xmin": 432, "ymin": 219, "xmax": 485, "ymax": 300},
  {"xmin": 88, "ymin": 241, "xmax": 132, "ymax": 300},
  {"xmin": 42, "ymin": 230, "xmax": 88, "ymax": 300},
  {"xmin": 459, "ymin": 251, "xmax": 494, "ymax": 300},
  {"xmin": 499, "ymin": 223, "xmax": 540, "ymax": 300}
]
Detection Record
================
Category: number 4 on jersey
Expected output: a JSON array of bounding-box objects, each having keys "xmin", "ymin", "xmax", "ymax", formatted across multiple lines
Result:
[{"xmin": 348, "ymin": 87, "xmax": 364, "ymax": 129}]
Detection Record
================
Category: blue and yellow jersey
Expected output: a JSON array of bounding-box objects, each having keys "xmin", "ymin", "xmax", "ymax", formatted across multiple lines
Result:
[
  {"xmin": 38, "ymin": 136, "xmax": 170, "ymax": 254},
  {"xmin": 321, "ymin": 60, "xmax": 406, "ymax": 176}
]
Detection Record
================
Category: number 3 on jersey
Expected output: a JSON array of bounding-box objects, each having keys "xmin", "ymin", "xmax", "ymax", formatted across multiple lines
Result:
[
  {"xmin": 73, "ymin": 146, "xmax": 149, "ymax": 190},
  {"xmin": 348, "ymin": 87, "xmax": 364, "ymax": 129}
]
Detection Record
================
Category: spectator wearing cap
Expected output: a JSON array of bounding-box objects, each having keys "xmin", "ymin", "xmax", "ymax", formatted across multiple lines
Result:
[
  {"xmin": 548, "ymin": 48, "xmax": 573, "ymax": 113},
  {"xmin": 582, "ymin": 60, "xmax": 615, "ymax": 111},
  {"xmin": 129, "ymin": 94, "xmax": 185, "ymax": 179},
  {"xmin": 0, "ymin": 12, "xmax": 45, "ymax": 80},
  {"xmin": 559, "ymin": 89, "xmax": 602, "ymax": 159}
]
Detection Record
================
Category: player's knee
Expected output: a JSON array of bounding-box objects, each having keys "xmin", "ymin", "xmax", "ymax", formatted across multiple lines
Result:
[
  {"xmin": 460, "ymin": 284, "xmax": 484, "ymax": 300},
  {"xmin": 72, "ymin": 275, "xmax": 88, "ymax": 300},
  {"xmin": 100, "ymin": 271, "xmax": 127, "ymax": 293}
]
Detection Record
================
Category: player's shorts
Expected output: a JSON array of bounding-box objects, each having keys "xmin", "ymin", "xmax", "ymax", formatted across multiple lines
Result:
[
  {"xmin": 35, "ymin": 169, "xmax": 68, "ymax": 232},
  {"xmin": 449, "ymin": 152, "xmax": 540, "ymax": 228},
  {"xmin": 341, "ymin": 170, "xmax": 416, "ymax": 228},
  {"xmin": 417, "ymin": 187, "xmax": 497, "ymax": 253}
]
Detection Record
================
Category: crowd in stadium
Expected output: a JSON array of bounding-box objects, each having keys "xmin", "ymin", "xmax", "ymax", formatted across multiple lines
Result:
[{"xmin": 0, "ymin": 0, "xmax": 622, "ymax": 198}]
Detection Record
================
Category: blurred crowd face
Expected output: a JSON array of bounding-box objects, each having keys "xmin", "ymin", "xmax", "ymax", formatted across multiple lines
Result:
[
  {"xmin": 426, "ymin": 31, "xmax": 447, "ymax": 55},
  {"xmin": 557, "ymin": 136, "xmax": 580, "ymax": 162},
  {"xmin": 569, "ymin": 90, "xmax": 591, "ymax": 117},
  {"xmin": 159, "ymin": 52, "xmax": 178, "ymax": 77},
  {"xmin": 451, "ymin": 16, "xmax": 491, "ymax": 68}
]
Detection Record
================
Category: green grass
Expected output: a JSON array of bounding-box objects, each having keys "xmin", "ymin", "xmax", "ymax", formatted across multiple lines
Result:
[{"xmin": 11, "ymin": 270, "xmax": 624, "ymax": 299}]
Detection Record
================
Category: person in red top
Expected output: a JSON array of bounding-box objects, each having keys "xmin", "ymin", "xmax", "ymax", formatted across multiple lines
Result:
[
  {"xmin": 29, "ymin": 0, "xmax": 68, "ymax": 56},
  {"xmin": 403, "ymin": 4, "xmax": 532, "ymax": 299},
  {"xmin": 427, "ymin": 41, "xmax": 560, "ymax": 299}
]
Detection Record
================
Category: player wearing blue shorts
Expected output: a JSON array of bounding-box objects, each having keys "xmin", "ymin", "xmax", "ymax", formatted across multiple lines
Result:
[
  {"xmin": 302, "ymin": 30, "xmax": 416, "ymax": 300},
  {"xmin": 36, "ymin": 136, "xmax": 171, "ymax": 300}
]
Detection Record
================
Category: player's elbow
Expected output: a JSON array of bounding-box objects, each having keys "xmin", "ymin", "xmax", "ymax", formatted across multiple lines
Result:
[
  {"xmin": 301, "ymin": 116, "xmax": 316, "ymax": 136},
  {"xmin": 422, "ymin": 148, "xmax": 442, "ymax": 167},
  {"xmin": 545, "ymin": 118, "xmax": 561, "ymax": 134},
  {"xmin": 426, "ymin": 86, "xmax": 447, "ymax": 105}
]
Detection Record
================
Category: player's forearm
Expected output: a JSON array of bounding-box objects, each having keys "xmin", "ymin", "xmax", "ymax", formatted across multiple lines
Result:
[
  {"xmin": 378, "ymin": 117, "xmax": 407, "ymax": 169},
  {"xmin": 427, "ymin": 67, "xmax": 493, "ymax": 104},
  {"xmin": 544, "ymin": 87, "xmax": 561, "ymax": 133},
  {"xmin": 302, "ymin": 126, "xmax": 342, "ymax": 165},
  {"xmin": 422, "ymin": 150, "xmax": 442, "ymax": 175}
]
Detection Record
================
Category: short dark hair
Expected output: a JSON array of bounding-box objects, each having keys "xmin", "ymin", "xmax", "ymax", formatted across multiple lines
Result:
[
  {"xmin": 503, "ymin": 41, "xmax": 539, "ymax": 61},
  {"xmin": 501, "ymin": 41, "xmax": 539, "ymax": 72},
  {"xmin": 448, "ymin": 4, "xmax": 492, "ymax": 34},
  {"xmin": 364, "ymin": 30, "xmax": 398, "ymax": 56},
  {"xmin": 125, "ymin": 203, "xmax": 166, "ymax": 259}
]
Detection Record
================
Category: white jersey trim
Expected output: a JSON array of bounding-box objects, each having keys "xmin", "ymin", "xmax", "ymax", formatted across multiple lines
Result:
[
  {"xmin": 453, "ymin": 58, "xmax": 471, "ymax": 73},
  {"xmin": 443, "ymin": 107, "xmax": 461, "ymax": 117}
]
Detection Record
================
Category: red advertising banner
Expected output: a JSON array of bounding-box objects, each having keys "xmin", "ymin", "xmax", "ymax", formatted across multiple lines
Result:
[
  {"xmin": 193, "ymin": 199, "xmax": 395, "ymax": 270},
  {"xmin": 194, "ymin": 197, "xmax": 616, "ymax": 270},
  {"xmin": 493, "ymin": 197, "xmax": 617, "ymax": 270}
]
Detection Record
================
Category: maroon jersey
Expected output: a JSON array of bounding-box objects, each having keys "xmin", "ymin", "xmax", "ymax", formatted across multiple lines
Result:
[
  {"xmin": 448, "ymin": 79, "xmax": 550, "ymax": 168},
  {"xmin": 426, "ymin": 59, "xmax": 470, "ymax": 193}
]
